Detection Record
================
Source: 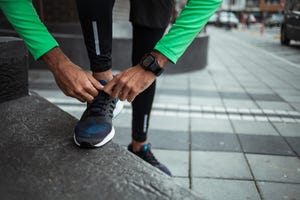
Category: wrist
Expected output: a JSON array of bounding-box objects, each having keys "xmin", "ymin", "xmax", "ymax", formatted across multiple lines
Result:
[
  {"xmin": 42, "ymin": 47, "xmax": 70, "ymax": 73},
  {"xmin": 151, "ymin": 50, "xmax": 168, "ymax": 67},
  {"xmin": 140, "ymin": 52, "xmax": 165, "ymax": 76}
]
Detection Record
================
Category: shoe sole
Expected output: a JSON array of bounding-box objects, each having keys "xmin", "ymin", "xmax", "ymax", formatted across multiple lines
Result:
[
  {"xmin": 73, "ymin": 126, "xmax": 115, "ymax": 147},
  {"xmin": 113, "ymin": 99, "xmax": 124, "ymax": 119}
]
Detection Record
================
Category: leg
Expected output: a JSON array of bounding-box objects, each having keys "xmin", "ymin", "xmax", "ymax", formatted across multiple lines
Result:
[
  {"xmin": 129, "ymin": 0, "xmax": 174, "ymax": 150},
  {"xmin": 131, "ymin": 25, "xmax": 165, "ymax": 150},
  {"xmin": 76, "ymin": 0, "xmax": 115, "ymax": 81},
  {"xmin": 74, "ymin": 0, "xmax": 124, "ymax": 148},
  {"xmin": 128, "ymin": 0, "xmax": 174, "ymax": 176}
]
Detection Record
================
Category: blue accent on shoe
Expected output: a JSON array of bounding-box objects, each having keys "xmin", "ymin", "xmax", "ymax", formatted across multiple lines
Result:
[
  {"xmin": 143, "ymin": 145, "xmax": 149, "ymax": 151},
  {"xmin": 99, "ymin": 79, "xmax": 107, "ymax": 86}
]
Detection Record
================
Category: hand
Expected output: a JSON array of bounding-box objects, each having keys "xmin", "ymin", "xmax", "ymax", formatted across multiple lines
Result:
[
  {"xmin": 42, "ymin": 47, "xmax": 102, "ymax": 103},
  {"xmin": 52, "ymin": 62, "xmax": 103, "ymax": 103},
  {"xmin": 103, "ymin": 65, "xmax": 156, "ymax": 102}
]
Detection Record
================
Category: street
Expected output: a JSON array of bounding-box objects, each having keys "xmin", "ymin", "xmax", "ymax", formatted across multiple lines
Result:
[{"xmin": 28, "ymin": 26, "xmax": 300, "ymax": 200}]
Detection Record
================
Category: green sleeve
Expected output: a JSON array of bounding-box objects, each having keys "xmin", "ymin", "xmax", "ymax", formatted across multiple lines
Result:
[
  {"xmin": 154, "ymin": 0, "xmax": 222, "ymax": 64},
  {"xmin": 0, "ymin": 0, "xmax": 58, "ymax": 60}
]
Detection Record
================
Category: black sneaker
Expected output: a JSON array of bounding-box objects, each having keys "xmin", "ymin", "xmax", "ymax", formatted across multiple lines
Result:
[
  {"xmin": 128, "ymin": 143, "xmax": 172, "ymax": 176},
  {"xmin": 74, "ymin": 80, "xmax": 123, "ymax": 147}
]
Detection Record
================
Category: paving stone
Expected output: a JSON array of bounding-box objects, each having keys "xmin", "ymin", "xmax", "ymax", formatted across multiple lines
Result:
[
  {"xmin": 150, "ymin": 115, "xmax": 189, "ymax": 131},
  {"xmin": 191, "ymin": 132, "xmax": 241, "ymax": 152},
  {"xmin": 192, "ymin": 151, "xmax": 252, "ymax": 179},
  {"xmin": 239, "ymin": 134, "xmax": 294, "ymax": 155},
  {"xmin": 291, "ymin": 102, "xmax": 300, "ymax": 111},
  {"xmin": 192, "ymin": 178, "xmax": 261, "ymax": 200},
  {"xmin": 246, "ymin": 88, "xmax": 274, "ymax": 94},
  {"xmin": 191, "ymin": 97, "xmax": 224, "ymax": 107},
  {"xmin": 114, "ymin": 127, "xmax": 190, "ymax": 151},
  {"xmin": 256, "ymin": 101, "xmax": 294, "ymax": 111},
  {"xmin": 191, "ymin": 118, "xmax": 234, "ymax": 133},
  {"xmin": 217, "ymin": 86, "xmax": 245, "ymax": 93},
  {"xmin": 219, "ymin": 92, "xmax": 249, "ymax": 100},
  {"xmin": 223, "ymin": 99, "xmax": 258, "ymax": 109},
  {"xmin": 157, "ymin": 88, "xmax": 189, "ymax": 96},
  {"xmin": 285, "ymin": 136, "xmax": 300, "ymax": 156},
  {"xmin": 232, "ymin": 121, "xmax": 279, "ymax": 135},
  {"xmin": 273, "ymin": 89, "xmax": 300, "ymax": 96},
  {"xmin": 174, "ymin": 177, "xmax": 190, "ymax": 189},
  {"xmin": 113, "ymin": 126, "xmax": 131, "ymax": 146},
  {"xmin": 258, "ymin": 182, "xmax": 300, "ymax": 200},
  {"xmin": 155, "ymin": 94, "xmax": 188, "ymax": 105},
  {"xmin": 246, "ymin": 154, "xmax": 300, "ymax": 183},
  {"xmin": 190, "ymin": 90, "xmax": 220, "ymax": 98},
  {"xmin": 273, "ymin": 123, "xmax": 300, "ymax": 137},
  {"xmin": 190, "ymin": 84, "xmax": 218, "ymax": 91},
  {"xmin": 282, "ymin": 95, "xmax": 300, "ymax": 103},
  {"xmin": 114, "ymin": 111, "xmax": 132, "ymax": 128},
  {"xmin": 148, "ymin": 129, "xmax": 189, "ymax": 150},
  {"xmin": 250, "ymin": 93, "xmax": 284, "ymax": 101},
  {"xmin": 152, "ymin": 149, "xmax": 189, "ymax": 177}
]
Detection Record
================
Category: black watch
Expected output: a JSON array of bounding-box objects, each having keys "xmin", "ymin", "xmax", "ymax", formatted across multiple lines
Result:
[{"xmin": 140, "ymin": 53, "xmax": 164, "ymax": 76}]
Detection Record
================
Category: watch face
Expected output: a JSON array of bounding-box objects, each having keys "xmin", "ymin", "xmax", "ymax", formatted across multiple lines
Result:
[{"xmin": 143, "ymin": 55, "xmax": 155, "ymax": 67}]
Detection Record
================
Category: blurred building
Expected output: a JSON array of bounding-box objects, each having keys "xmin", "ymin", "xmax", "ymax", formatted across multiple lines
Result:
[
  {"xmin": 218, "ymin": 0, "xmax": 285, "ymax": 21},
  {"xmin": 260, "ymin": 0, "xmax": 285, "ymax": 12},
  {"xmin": 221, "ymin": 0, "xmax": 247, "ymax": 11}
]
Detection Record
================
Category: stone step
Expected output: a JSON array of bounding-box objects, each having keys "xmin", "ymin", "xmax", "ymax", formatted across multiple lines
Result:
[
  {"xmin": 0, "ymin": 37, "xmax": 28, "ymax": 103},
  {"xmin": 0, "ymin": 93, "xmax": 202, "ymax": 200}
]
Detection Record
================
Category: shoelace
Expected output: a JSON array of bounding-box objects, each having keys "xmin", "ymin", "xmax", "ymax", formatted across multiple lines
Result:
[
  {"xmin": 88, "ymin": 91, "xmax": 115, "ymax": 117},
  {"xmin": 141, "ymin": 148, "xmax": 160, "ymax": 166}
]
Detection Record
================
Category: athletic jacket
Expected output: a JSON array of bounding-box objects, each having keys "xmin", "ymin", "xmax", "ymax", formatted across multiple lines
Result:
[{"xmin": 0, "ymin": 0, "xmax": 222, "ymax": 63}]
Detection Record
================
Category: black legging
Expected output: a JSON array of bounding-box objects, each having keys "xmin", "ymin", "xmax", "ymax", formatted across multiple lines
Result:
[{"xmin": 76, "ymin": 0, "xmax": 172, "ymax": 142}]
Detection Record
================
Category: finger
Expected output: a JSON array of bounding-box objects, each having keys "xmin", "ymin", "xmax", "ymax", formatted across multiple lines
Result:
[
  {"xmin": 84, "ymin": 82, "xmax": 99, "ymax": 97},
  {"xmin": 127, "ymin": 90, "xmax": 138, "ymax": 103},
  {"xmin": 103, "ymin": 77, "xmax": 117, "ymax": 96},
  {"xmin": 74, "ymin": 88, "xmax": 94, "ymax": 103},
  {"xmin": 111, "ymin": 75, "xmax": 130, "ymax": 99},
  {"xmin": 79, "ymin": 92, "xmax": 94, "ymax": 103},
  {"xmin": 87, "ymin": 73, "xmax": 104, "ymax": 90},
  {"xmin": 119, "ymin": 84, "xmax": 131, "ymax": 101},
  {"xmin": 71, "ymin": 93, "xmax": 86, "ymax": 103}
]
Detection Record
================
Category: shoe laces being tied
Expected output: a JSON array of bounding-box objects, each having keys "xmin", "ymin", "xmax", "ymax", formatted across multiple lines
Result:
[{"xmin": 88, "ymin": 91, "xmax": 115, "ymax": 118}]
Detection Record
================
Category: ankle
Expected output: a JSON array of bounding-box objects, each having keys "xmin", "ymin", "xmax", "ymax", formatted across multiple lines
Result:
[
  {"xmin": 93, "ymin": 69, "xmax": 113, "ymax": 82},
  {"xmin": 131, "ymin": 140, "xmax": 147, "ymax": 152}
]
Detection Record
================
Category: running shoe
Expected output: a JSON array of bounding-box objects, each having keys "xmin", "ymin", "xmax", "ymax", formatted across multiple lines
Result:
[
  {"xmin": 74, "ymin": 80, "xmax": 123, "ymax": 147},
  {"xmin": 128, "ymin": 143, "xmax": 172, "ymax": 176}
]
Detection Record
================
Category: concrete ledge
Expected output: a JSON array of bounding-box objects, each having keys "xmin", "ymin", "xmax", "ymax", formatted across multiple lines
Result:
[
  {"xmin": 0, "ymin": 23, "xmax": 209, "ymax": 74},
  {"xmin": 0, "ymin": 93, "xmax": 201, "ymax": 200},
  {"xmin": 0, "ymin": 37, "xmax": 28, "ymax": 103}
]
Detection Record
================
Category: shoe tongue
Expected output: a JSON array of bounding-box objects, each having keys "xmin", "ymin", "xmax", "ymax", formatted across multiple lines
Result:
[{"xmin": 99, "ymin": 80, "xmax": 107, "ymax": 86}]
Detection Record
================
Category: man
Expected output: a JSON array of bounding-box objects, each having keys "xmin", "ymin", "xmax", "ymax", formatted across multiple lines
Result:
[
  {"xmin": 74, "ymin": 0, "xmax": 174, "ymax": 176},
  {"xmin": 0, "ymin": 0, "xmax": 222, "ymax": 175}
]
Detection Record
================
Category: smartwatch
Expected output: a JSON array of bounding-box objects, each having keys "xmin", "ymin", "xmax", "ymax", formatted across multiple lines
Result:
[{"xmin": 140, "ymin": 53, "xmax": 164, "ymax": 76}]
